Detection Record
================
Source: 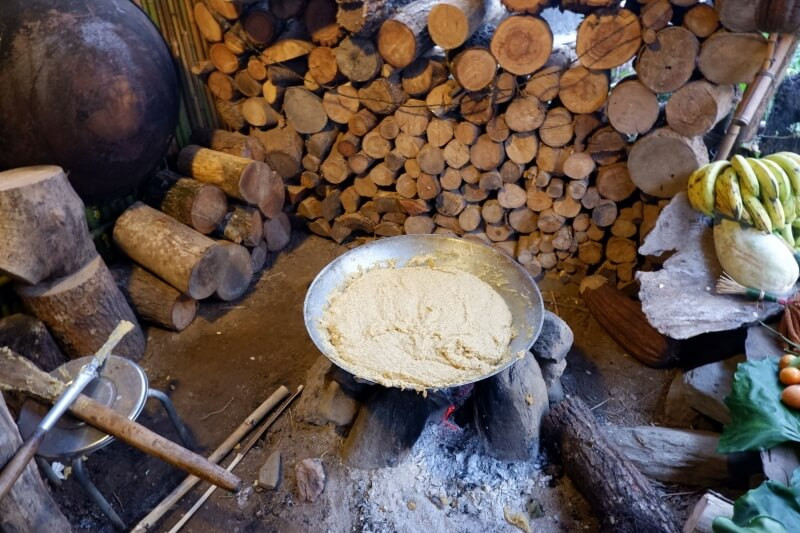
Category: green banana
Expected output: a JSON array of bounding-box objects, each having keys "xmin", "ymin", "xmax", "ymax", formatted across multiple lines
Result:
[
  {"xmin": 747, "ymin": 158, "xmax": 780, "ymax": 201},
  {"xmin": 765, "ymin": 152, "xmax": 800, "ymax": 193},
  {"xmin": 687, "ymin": 161, "xmax": 728, "ymax": 216},
  {"xmin": 742, "ymin": 191, "xmax": 773, "ymax": 232},
  {"xmin": 714, "ymin": 167, "xmax": 744, "ymax": 220},
  {"xmin": 731, "ymin": 154, "xmax": 760, "ymax": 196},
  {"xmin": 761, "ymin": 158, "xmax": 792, "ymax": 202},
  {"xmin": 778, "ymin": 224, "xmax": 795, "ymax": 247}
]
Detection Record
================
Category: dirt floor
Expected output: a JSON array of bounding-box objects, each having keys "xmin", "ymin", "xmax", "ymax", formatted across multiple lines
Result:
[{"xmin": 47, "ymin": 233, "xmax": 703, "ymax": 532}]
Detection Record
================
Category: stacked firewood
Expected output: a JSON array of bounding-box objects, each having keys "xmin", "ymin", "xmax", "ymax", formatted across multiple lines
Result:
[
  {"xmin": 111, "ymin": 129, "xmax": 289, "ymax": 331},
  {"xmin": 189, "ymin": 0, "xmax": 768, "ymax": 284}
]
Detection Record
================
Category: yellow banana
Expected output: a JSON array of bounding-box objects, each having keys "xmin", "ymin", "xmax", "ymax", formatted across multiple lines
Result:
[
  {"xmin": 783, "ymin": 193, "xmax": 797, "ymax": 225},
  {"xmin": 763, "ymin": 194, "xmax": 786, "ymax": 228},
  {"xmin": 747, "ymin": 158, "xmax": 780, "ymax": 201},
  {"xmin": 761, "ymin": 158, "xmax": 791, "ymax": 202},
  {"xmin": 714, "ymin": 167, "xmax": 744, "ymax": 220},
  {"xmin": 687, "ymin": 161, "xmax": 728, "ymax": 216},
  {"xmin": 765, "ymin": 153, "xmax": 800, "ymax": 194},
  {"xmin": 731, "ymin": 154, "xmax": 760, "ymax": 196},
  {"xmin": 742, "ymin": 191, "xmax": 773, "ymax": 232}
]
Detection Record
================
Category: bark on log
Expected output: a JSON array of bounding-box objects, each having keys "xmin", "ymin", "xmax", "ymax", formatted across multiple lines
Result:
[
  {"xmin": 111, "ymin": 264, "xmax": 197, "ymax": 332},
  {"xmin": 542, "ymin": 397, "xmax": 682, "ymax": 533},
  {"xmin": 576, "ymin": 10, "xmax": 641, "ymax": 70},
  {"xmin": 216, "ymin": 205, "xmax": 264, "ymax": 246},
  {"xmin": 0, "ymin": 394, "xmax": 72, "ymax": 533},
  {"xmin": 402, "ymin": 57, "xmax": 448, "ymax": 97},
  {"xmin": 177, "ymin": 145, "xmax": 284, "ymax": 218},
  {"xmin": 16, "ymin": 256, "xmax": 146, "ymax": 360},
  {"xmin": 0, "ymin": 314, "xmax": 66, "ymax": 372},
  {"xmin": 195, "ymin": 2, "xmax": 223, "ymax": 42},
  {"xmin": 0, "ymin": 165, "xmax": 97, "ymax": 285},
  {"xmin": 377, "ymin": 0, "xmax": 438, "ymax": 68},
  {"xmin": 628, "ymin": 127, "xmax": 709, "ymax": 198},
  {"xmin": 665, "ymin": 81, "xmax": 734, "ymax": 137},
  {"xmin": 143, "ymin": 170, "xmax": 228, "ymax": 234},
  {"xmin": 113, "ymin": 203, "xmax": 229, "ymax": 300},
  {"xmin": 490, "ymin": 15, "xmax": 553, "ymax": 75},
  {"xmin": 190, "ymin": 128, "xmax": 266, "ymax": 161},
  {"xmin": 337, "ymin": 0, "xmax": 404, "ymax": 37},
  {"xmin": 215, "ymin": 241, "xmax": 254, "ymax": 301}
]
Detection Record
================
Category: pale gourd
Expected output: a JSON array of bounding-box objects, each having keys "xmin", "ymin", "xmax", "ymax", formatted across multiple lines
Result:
[{"xmin": 714, "ymin": 219, "xmax": 799, "ymax": 294}]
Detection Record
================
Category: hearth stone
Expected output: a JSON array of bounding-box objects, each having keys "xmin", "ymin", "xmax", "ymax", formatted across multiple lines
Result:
[
  {"xmin": 473, "ymin": 352, "xmax": 549, "ymax": 460},
  {"xmin": 343, "ymin": 387, "xmax": 433, "ymax": 469},
  {"xmin": 319, "ymin": 381, "xmax": 360, "ymax": 426},
  {"xmin": 296, "ymin": 356, "xmax": 364, "ymax": 427},
  {"xmin": 531, "ymin": 311, "xmax": 573, "ymax": 363},
  {"xmin": 295, "ymin": 458, "xmax": 325, "ymax": 502},
  {"xmin": 326, "ymin": 364, "xmax": 375, "ymax": 400}
]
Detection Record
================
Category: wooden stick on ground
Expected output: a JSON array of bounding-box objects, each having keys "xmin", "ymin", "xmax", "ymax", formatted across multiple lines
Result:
[
  {"xmin": 167, "ymin": 386, "xmax": 304, "ymax": 533},
  {"xmin": 131, "ymin": 386, "xmax": 291, "ymax": 532}
]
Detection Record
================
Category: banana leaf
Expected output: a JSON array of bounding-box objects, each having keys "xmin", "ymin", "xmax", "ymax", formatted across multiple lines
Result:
[{"xmin": 713, "ymin": 468, "xmax": 800, "ymax": 532}]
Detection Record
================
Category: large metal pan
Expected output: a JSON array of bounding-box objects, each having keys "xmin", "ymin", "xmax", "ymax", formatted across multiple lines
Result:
[{"xmin": 303, "ymin": 235, "xmax": 545, "ymax": 390}]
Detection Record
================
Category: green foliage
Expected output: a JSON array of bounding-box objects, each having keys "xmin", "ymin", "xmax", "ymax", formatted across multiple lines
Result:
[
  {"xmin": 713, "ymin": 468, "xmax": 800, "ymax": 532},
  {"xmin": 718, "ymin": 358, "xmax": 800, "ymax": 453}
]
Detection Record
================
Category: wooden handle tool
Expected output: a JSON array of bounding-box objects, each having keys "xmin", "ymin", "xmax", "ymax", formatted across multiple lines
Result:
[{"xmin": 0, "ymin": 346, "xmax": 240, "ymax": 493}]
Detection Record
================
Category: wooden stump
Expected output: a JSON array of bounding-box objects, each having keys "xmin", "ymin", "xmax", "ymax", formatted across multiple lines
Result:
[
  {"xmin": 0, "ymin": 166, "xmax": 97, "ymax": 285},
  {"xmin": 0, "ymin": 395, "xmax": 72, "ymax": 533},
  {"xmin": 377, "ymin": 0, "xmax": 438, "ymax": 68},
  {"xmin": 607, "ymin": 80, "xmax": 659, "ymax": 135},
  {"xmin": 343, "ymin": 387, "xmax": 433, "ymax": 468},
  {"xmin": 558, "ymin": 66, "xmax": 608, "ymax": 114},
  {"xmin": 113, "ymin": 203, "xmax": 229, "ymax": 300},
  {"xmin": 542, "ymin": 397, "xmax": 681, "ymax": 533},
  {"xmin": 427, "ymin": 0, "xmax": 487, "ymax": 49},
  {"xmin": 143, "ymin": 170, "xmax": 228, "ymax": 234},
  {"xmin": 111, "ymin": 264, "xmax": 197, "ymax": 332},
  {"xmin": 0, "ymin": 314, "xmax": 66, "ymax": 372},
  {"xmin": 16, "ymin": 256, "xmax": 146, "ymax": 360},
  {"xmin": 628, "ymin": 127, "xmax": 709, "ymax": 198}
]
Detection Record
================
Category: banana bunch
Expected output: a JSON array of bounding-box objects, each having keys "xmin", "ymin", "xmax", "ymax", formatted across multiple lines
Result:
[{"xmin": 687, "ymin": 152, "xmax": 800, "ymax": 248}]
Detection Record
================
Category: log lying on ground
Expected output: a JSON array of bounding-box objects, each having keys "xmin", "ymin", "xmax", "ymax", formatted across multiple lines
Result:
[
  {"xmin": 190, "ymin": 128, "xmax": 266, "ymax": 161},
  {"xmin": 628, "ymin": 127, "xmax": 709, "ymax": 198},
  {"xmin": 606, "ymin": 426, "xmax": 749, "ymax": 487},
  {"xmin": 16, "ymin": 256, "xmax": 146, "ymax": 360},
  {"xmin": 684, "ymin": 492, "xmax": 734, "ymax": 533},
  {"xmin": 580, "ymin": 275, "xmax": 679, "ymax": 368},
  {"xmin": 0, "ymin": 395, "xmax": 72, "ymax": 533},
  {"xmin": 215, "ymin": 241, "xmax": 254, "ymax": 301},
  {"xmin": 113, "ymin": 203, "xmax": 229, "ymax": 300},
  {"xmin": 111, "ymin": 264, "xmax": 197, "ymax": 332},
  {"xmin": 0, "ymin": 166, "xmax": 97, "ymax": 285},
  {"xmin": 0, "ymin": 314, "xmax": 66, "ymax": 372},
  {"xmin": 143, "ymin": 170, "xmax": 228, "ymax": 234},
  {"xmin": 177, "ymin": 145, "xmax": 285, "ymax": 218},
  {"xmin": 542, "ymin": 397, "xmax": 682, "ymax": 533}
]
